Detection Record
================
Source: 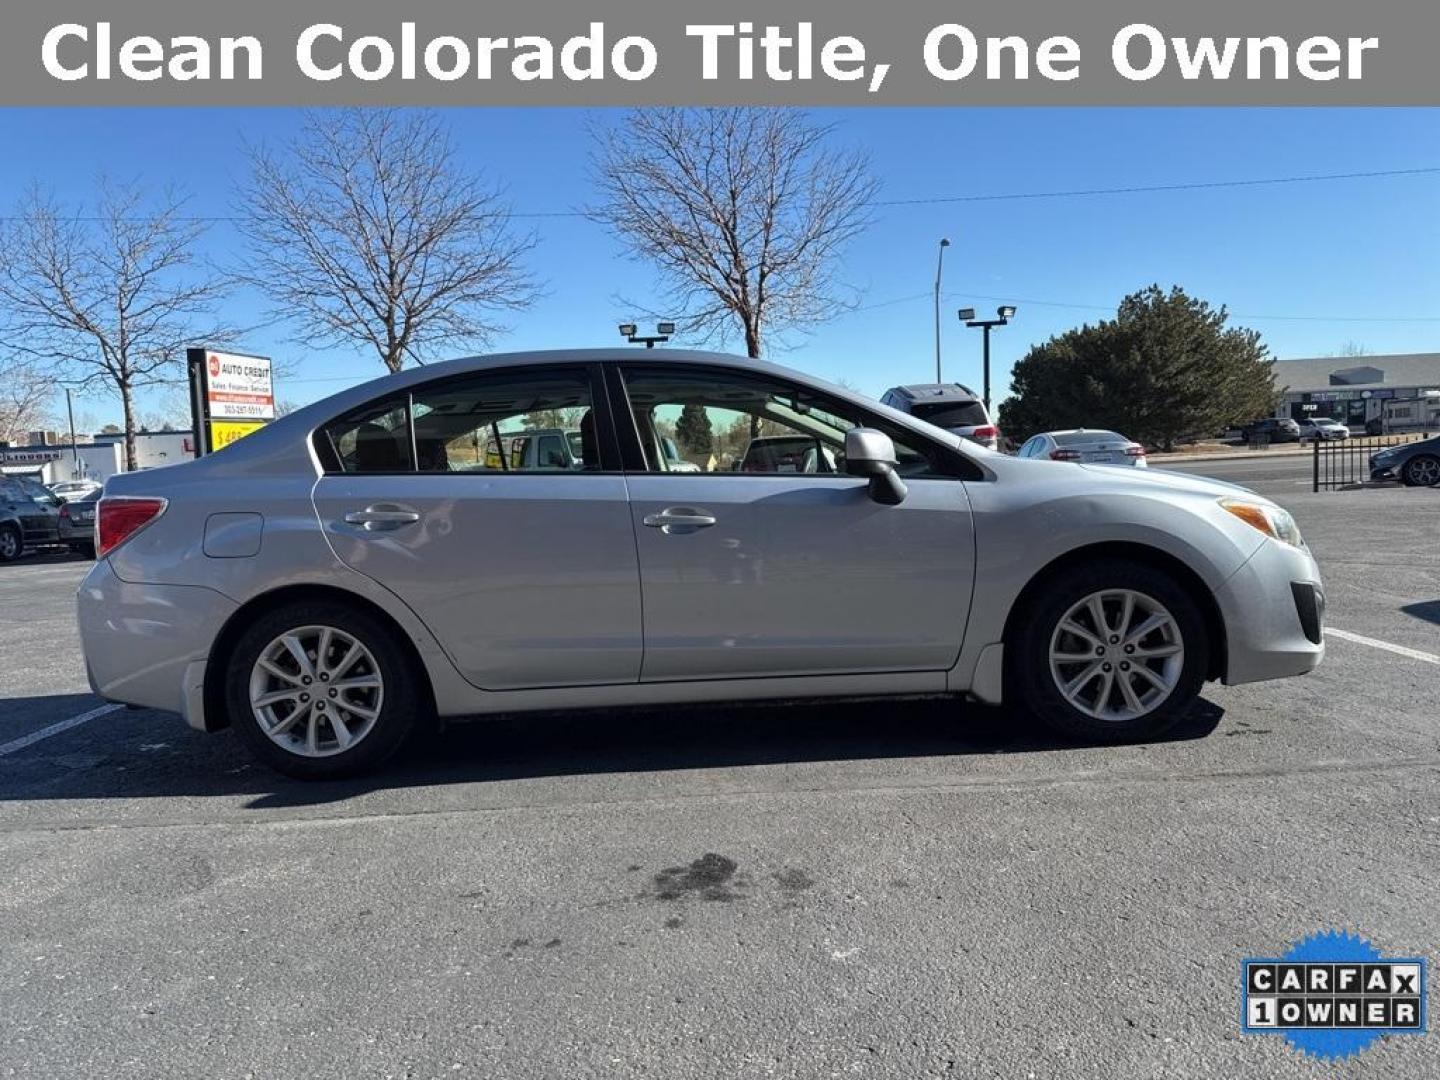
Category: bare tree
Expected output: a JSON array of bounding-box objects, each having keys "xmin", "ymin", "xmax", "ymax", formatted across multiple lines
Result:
[
  {"xmin": 240, "ymin": 109, "xmax": 537, "ymax": 375},
  {"xmin": 591, "ymin": 108, "xmax": 878, "ymax": 359},
  {"xmin": 0, "ymin": 182, "xmax": 228, "ymax": 469},
  {"xmin": 0, "ymin": 358, "xmax": 55, "ymax": 445}
]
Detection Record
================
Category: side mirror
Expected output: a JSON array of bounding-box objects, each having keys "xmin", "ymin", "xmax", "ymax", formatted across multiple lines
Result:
[{"xmin": 844, "ymin": 428, "xmax": 907, "ymax": 505}]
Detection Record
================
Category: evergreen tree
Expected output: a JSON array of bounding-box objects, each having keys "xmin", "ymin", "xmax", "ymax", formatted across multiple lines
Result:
[
  {"xmin": 675, "ymin": 403, "xmax": 715, "ymax": 459},
  {"xmin": 998, "ymin": 285, "xmax": 1277, "ymax": 450}
]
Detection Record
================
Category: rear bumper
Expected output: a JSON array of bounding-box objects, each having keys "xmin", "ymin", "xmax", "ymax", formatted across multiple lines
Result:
[
  {"xmin": 76, "ymin": 559, "xmax": 237, "ymax": 729},
  {"xmin": 1215, "ymin": 539, "xmax": 1325, "ymax": 685}
]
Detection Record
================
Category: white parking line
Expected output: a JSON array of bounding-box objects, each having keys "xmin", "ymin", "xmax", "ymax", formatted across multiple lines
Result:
[
  {"xmin": 0, "ymin": 703, "xmax": 124, "ymax": 757},
  {"xmin": 1327, "ymin": 627, "xmax": 1439, "ymax": 665}
]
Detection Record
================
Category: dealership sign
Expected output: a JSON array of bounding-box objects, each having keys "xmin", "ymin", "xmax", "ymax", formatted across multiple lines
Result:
[
  {"xmin": 187, "ymin": 347, "xmax": 275, "ymax": 456},
  {"xmin": 203, "ymin": 350, "xmax": 275, "ymax": 420}
]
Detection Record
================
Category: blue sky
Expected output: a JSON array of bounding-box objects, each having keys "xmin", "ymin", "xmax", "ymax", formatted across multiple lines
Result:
[{"xmin": 1, "ymin": 106, "xmax": 1437, "ymax": 428}]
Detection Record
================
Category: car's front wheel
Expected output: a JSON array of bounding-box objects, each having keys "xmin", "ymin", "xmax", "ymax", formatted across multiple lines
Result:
[
  {"xmin": 1012, "ymin": 560, "xmax": 1209, "ymax": 742},
  {"xmin": 225, "ymin": 601, "xmax": 423, "ymax": 779},
  {"xmin": 1401, "ymin": 454, "xmax": 1440, "ymax": 487},
  {"xmin": 0, "ymin": 524, "xmax": 20, "ymax": 563}
]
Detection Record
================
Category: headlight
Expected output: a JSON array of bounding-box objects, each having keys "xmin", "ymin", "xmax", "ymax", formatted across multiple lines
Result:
[
  {"xmin": 1371, "ymin": 449, "xmax": 1397, "ymax": 462},
  {"xmin": 1218, "ymin": 498, "xmax": 1304, "ymax": 547}
]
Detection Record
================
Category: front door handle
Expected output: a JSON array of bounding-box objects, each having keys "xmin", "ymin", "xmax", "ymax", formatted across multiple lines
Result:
[
  {"xmin": 642, "ymin": 507, "xmax": 717, "ymax": 532},
  {"xmin": 344, "ymin": 506, "xmax": 421, "ymax": 530}
]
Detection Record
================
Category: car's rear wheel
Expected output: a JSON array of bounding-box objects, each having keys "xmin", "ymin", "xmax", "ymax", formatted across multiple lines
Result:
[
  {"xmin": 0, "ymin": 524, "xmax": 21, "ymax": 563},
  {"xmin": 225, "ymin": 601, "xmax": 422, "ymax": 779},
  {"xmin": 1401, "ymin": 455, "xmax": 1440, "ymax": 487},
  {"xmin": 1012, "ymin": 560, "xmax": 1209, "ymax": 742}
]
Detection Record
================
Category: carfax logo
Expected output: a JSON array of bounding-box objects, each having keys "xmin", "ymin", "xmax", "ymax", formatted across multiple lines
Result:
[{"xmin": 1242, "ymin": 930, "xmax": 1427, "ymax": 1060}]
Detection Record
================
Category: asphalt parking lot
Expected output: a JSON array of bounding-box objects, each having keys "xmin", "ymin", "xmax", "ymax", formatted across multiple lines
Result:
[{"xmin": 2, "ymin": 454, "xmax": 1436, "ymax": 1079}]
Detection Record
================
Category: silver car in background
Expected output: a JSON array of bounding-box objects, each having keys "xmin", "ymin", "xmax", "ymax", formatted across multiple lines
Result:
[
  {"xmin": 1016, "ymin": 429, "xmax": 1149, "ymax": 467},
  {"xmin": 78, "ymin": 350, "xmax": 1324, "ymax": 779}
]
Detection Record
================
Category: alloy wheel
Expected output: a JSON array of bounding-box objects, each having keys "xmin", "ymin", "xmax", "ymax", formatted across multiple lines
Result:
[
  {"xmin": 0, "ymin": 531, "xmax": 17, "ymax": 559},
  {"xmin": 248, "ymin": 625, "xmax": 384, "ymax": 757},
  {"xmin": 1048, "ymin": 589, "xmax": 1185, "ymax": 722},
  {"xmin": 1406, "ymin": 456, "xmax": 1440, "ymax": 486}
]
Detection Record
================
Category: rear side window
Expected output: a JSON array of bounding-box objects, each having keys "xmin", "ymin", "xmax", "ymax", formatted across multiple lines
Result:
[
  {"xmin": 911, "ymin": 401, "xmax": 989, "ymax": 428},
  {"xmin": 411, "ymin": 368, "xmax": 596, "ymax": 473},
  {"xmin": 316, "ymin": 368, "xmax": 599, "ymax": 475},
  {"xmin": 320, "ymin": 396, "xmax": 414, "ymax": 474}
]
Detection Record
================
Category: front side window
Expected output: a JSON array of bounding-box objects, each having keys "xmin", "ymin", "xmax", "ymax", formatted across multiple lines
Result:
[
  {"xmin": 318, "ymin": 368, "xmax": 599, "ymax": 475},
  {"xmin": 19, "ymin": 478, "xmax": 59, "ymax": 506},
  {"xmin": 620, "ymin": 366, "xmax": 960, "ymax": 479}
]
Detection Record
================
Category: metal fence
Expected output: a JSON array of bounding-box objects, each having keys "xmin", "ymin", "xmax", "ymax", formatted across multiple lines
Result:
[{"xmin": 1312, "ymin": 433, "xmax": 1429, "ymax": 491}]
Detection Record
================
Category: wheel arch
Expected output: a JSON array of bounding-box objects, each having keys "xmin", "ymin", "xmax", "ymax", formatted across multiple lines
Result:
[
  {"xmin": 202, "ymin": 583, "xmax": 436, "ymax": 733},
  {"xmin": 1000, "ymin": 541, "xmax": 1228, "ymax": 683}
]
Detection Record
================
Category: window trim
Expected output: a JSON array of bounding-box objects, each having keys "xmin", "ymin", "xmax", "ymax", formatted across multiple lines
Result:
[
  {"xmin": 312, "ymin": 363, "xmax": 624, "ymax": 477},
  {"xmin": 612, "ymin": 361, "xmax": 980, "ymax": 481}
]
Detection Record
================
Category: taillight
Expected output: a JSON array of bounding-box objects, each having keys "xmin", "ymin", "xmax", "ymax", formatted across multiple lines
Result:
[
  {"xmin": 1124, "ymin": 444, "xmax": 1147, "ymax": 457},
  {"xmin": 58, "ymin": 504, "xmax": 71, "ymax": 521},
  {"xmin": 1050, "ymin": 449, "xmax": 1081, "ymax": 461},
  {"xmin": 97, "ymin": 496, "xmax": 167, "ymax": 558},
  {"xmin": 972, "ymin": 425, "xmax": 998, "ymax": 440}
]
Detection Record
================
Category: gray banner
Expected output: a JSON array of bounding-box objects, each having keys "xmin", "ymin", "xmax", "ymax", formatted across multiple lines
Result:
[{"xmin": 3, "ymin": 0, "xmax": 1436, "ymax": 105}]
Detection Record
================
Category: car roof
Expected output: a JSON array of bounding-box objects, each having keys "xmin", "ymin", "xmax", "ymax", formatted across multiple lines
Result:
[{"xmin": 885, "ymin": 382, "xmax": 981, "ymax": 403}]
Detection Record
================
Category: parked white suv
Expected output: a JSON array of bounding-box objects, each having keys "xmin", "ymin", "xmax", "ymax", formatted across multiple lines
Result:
[{"xmin": 880, "ymin": 383, "xmax": 999, "ymax": 451}]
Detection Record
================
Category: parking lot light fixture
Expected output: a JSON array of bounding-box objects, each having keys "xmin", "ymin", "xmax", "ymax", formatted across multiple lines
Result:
[
  {"xmin": 619, "ymin": 321, "xmax": 675, "ymax": 349},
  {"xmin": 959, "ymin": 303, "xmax": 1018, "ymax": 412}
]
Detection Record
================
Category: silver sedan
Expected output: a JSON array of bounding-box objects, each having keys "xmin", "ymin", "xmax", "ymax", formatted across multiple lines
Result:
[{"xmin": 77, "ymin": 350, "xmax": 1324, "ymax": 778}]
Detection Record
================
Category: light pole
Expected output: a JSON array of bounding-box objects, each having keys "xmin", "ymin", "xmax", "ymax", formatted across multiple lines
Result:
[
  {"xmin": 958, "ymin": 305, "xmax": 1017, "ymax": 413},
  {"xmin": 933, "ymin": 238, "xmax": 951, "ymax": 381}
]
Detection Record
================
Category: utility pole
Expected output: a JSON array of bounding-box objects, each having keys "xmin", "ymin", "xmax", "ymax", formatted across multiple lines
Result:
[
  {"xmin": 933, "ymin": 238, "xmax": 951, "ymax": 382},
  {"xmin": 65, "ymin": 388, "xmax": 80, "ymax": 478}
]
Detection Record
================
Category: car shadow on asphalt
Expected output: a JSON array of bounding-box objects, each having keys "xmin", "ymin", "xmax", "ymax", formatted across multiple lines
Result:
[
  {"xmin": 0, "ymin": 692, "xmax": 1223, "ymax": 809},
  {"xmin": 1400, "ymin": 600, "xmax": 1440, "ymax": 626}
]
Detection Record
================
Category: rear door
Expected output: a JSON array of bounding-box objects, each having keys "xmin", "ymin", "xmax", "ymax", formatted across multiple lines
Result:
[
  {"xmin": 310, "ymin": 364, "xmax": 643, "ymax": 691},
  {"xmin": 614, "ymin": 363, "xmax": 976, "ymax": 682},
  {"xmin": 15, "ymin": 478, "xmax": 61, "ymax": 543}
]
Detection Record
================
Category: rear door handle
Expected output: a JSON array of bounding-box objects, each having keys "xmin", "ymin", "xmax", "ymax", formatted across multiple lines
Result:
[
  {"xmin": 344, "ymin": 507, "xmax": 420, "ymax": 530},
  {"xmin": 642, "ymin": 507, "xmax": 717, "ymax": 531}
]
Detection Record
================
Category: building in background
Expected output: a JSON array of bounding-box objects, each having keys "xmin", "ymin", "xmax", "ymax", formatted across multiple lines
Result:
[
  {"xmin": 90, "ymin": 430, "xmax": 197, "ymax": 470},
  {"xmin": 1270, "ymin": 353, "xmax": 1440, "ymax": 432},
  {"xmin": 0, "ymin": 441, "xmax": 123, "ymax": 485}
]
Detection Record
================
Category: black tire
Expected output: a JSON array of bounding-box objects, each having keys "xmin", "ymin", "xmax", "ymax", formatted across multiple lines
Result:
[
  {"xmin": 1401, "ymin": 455, "xmax": 1440, "ymax": 487},
  {"xmin": 1010, "ymin": 559, "xmax": 1210, "ymax": 743},
  {"xmin": 225, "ymin": 600, "xmax": 423, "ymax": 779},
  {"xmin": 0, "ymin": 524, "xmax": 21, "ymax": 563},
  {"xmin": 70, "ymin": 543, "xmax": 97, "ymax": 559}
]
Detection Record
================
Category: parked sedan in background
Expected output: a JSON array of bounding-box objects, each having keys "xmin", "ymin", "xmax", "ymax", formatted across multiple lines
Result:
[
  {"xmin": 1297, "ymin": 417, "xmax": 1350, "ymax": 441},
  {"xmin": 77, "ymin": 349, "xmax": 1323, "ymax": 779},
  {"xmin": 1015, "ymin": 429, "xmax": 1148, "ymax": 468},
  {"xmin": 1370, "ymin": 434, "xmax": 1440, "ymax": 486},
  {"xmin": 0, "ymin": 475, "xmax": 63, "ymax": 562},
  {"xmin": 58, "ymin": 488, "xmax": 100, "ymax": 557}
]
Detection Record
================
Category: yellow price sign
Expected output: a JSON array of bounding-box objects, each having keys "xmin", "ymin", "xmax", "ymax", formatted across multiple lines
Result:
[{"xmin": 209, "ymin": 420, "xmax": 266, "ymax": 450}]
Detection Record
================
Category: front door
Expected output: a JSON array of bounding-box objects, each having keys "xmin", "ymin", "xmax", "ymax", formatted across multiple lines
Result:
[
  {"xmin": 616, "ymin": 363, "xmax": 976, "ymax": 682},
  {"xmin": 311, "ymin": 365, "xmax": 643, "ymax": 691}
]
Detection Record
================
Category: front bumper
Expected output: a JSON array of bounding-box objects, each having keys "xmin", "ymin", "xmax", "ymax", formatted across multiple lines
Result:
[
  {"xmin": 1215, "ymin": 537, "xmax": 1325, "ymax": 685},
  {"xmin": 1369, "ymin": 458, "xmax": 1400, "ymax": 482},
  {"xmin": 77, "ymin": 559, "xmax": 237, "ymax": 728}
]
